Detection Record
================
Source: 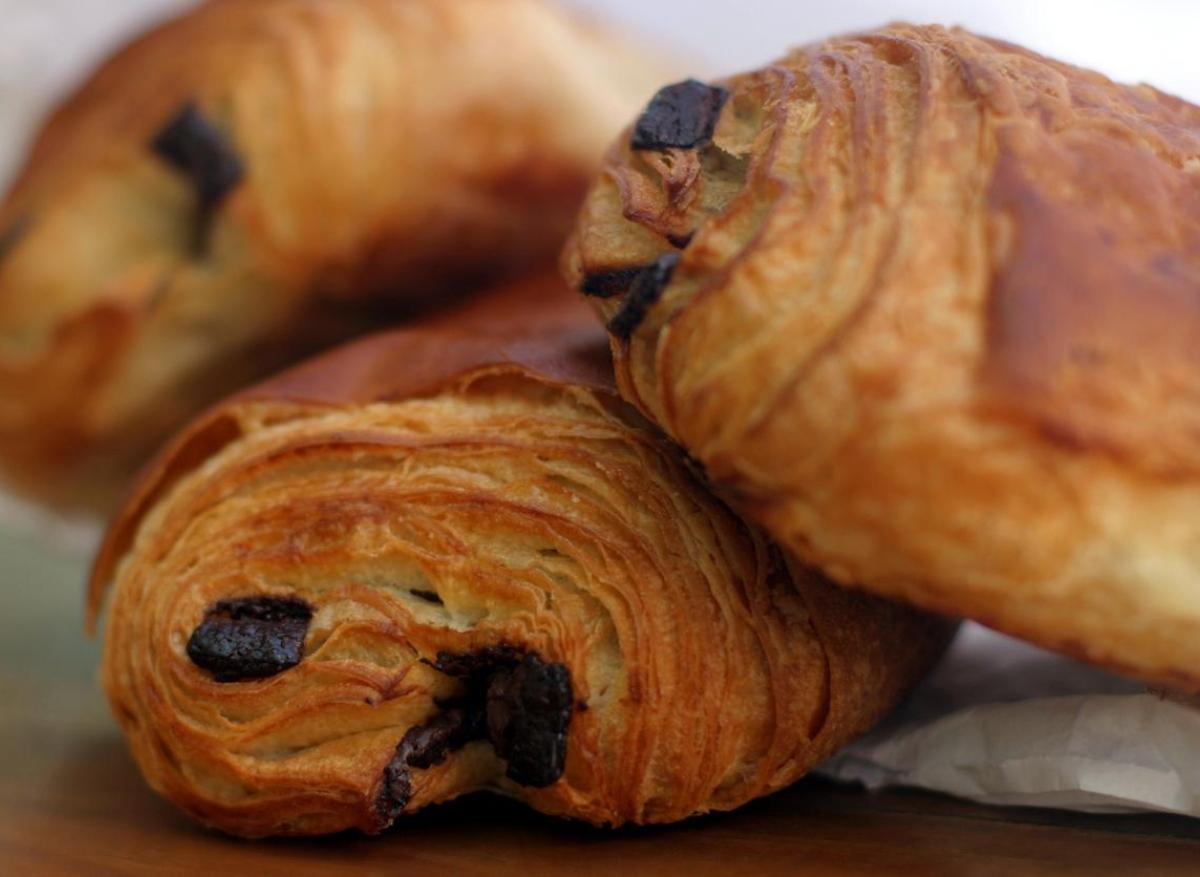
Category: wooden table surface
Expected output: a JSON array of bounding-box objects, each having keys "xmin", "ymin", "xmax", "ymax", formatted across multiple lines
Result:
[{"xmin": 4, "ymin": 529, "xmax": 1200, "ymax": 876}]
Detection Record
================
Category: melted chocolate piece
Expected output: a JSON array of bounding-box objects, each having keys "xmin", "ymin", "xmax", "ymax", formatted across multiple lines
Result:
[
  {"xmin": 151, "ymin": 103, "xmax": 244, "ymax": 250},
  {"xmin": 376, "ymin": 707, "xmax": 480, "ymax": 826},
  {"xmin": 0, "ymin": 214, "xmax": 31, "ymax": 265},
  {"xmin": 378, "ymin": 747, "xmax": 412, "ymax": 825},
  {"xmin": 581, "ymin": 266, "xmax": 644, "ymax": 299},
  {"xmin": 377, "ymin": 647, "xmax": 574, "ymax": 827},
  {"xmin": 486, "ymin": 654, "xmax": 572, "ymax": 787},
  {"xmin": 185, "ymin": 596, "xmax": 312, "ymax": 682},
  {"xmin": 152, "ymin": 103, "xmax": 244, "ymax": 209},
  {"xmin": 667, "ymin": 231, "xmax": 695, "ymax": 250},
  {"xmin": 410, "ymin": 589, "xmax": 443, "ymax": 605},
  {"xmin": 631, "ymin": 79, "xmax": 730, "ymax": 151},
  {"xmin": 404, "ymin": 708, "xmax": 481, "ymax": 768},
  {"xmin": 429, "ymin": 645, "xmax": 522, "ymax": 679},
  {"xmin": 606, "ymin": 252, "xmax": 681, "ymax": 341}
]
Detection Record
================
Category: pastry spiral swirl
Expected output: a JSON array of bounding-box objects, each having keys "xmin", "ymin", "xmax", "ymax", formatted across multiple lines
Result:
[
  {"xmin": 87, "ymin": 273, "xmax": 951, "ymax": 836},
  {"xmin": 563, "ymin": 25, "xmax": 1200, "ymax": 689},
  {"xmin": 0, "ymin": 0, "xmax": 663, "ymax": 508}
]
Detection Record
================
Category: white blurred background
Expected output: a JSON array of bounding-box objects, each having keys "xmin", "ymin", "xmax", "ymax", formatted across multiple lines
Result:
[{"xmin": 2, "ymin": 0, "xmax": 1199, "ymax": 192}]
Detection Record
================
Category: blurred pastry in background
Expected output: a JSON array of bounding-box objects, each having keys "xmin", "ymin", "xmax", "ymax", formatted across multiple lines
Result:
[
  {"xmin": 87, "ymin": 271, "xmax": 953, "ymax": 837},
  {"xmin": 563, "ymin": 24, "xmax": 1200, "ymax": 691},
  {"xmin": 0, "ymin": 0, "xmax": 665, "ymax": 511}
]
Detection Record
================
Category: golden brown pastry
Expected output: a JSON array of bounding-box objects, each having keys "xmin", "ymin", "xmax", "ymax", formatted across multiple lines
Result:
[
  {"xmin": 0, "ymin": 0, "xmax": 665, "ymax": 509},
  {"xmin": 86, "ymin": 272, "xmax": 951, "ymax": 837},
  {"xmin": 562, "ymin": 24, "xmax": 1200, "ymax": 690}
]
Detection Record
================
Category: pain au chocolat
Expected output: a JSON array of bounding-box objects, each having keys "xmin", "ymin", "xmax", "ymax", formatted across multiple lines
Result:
[
  {"xmin": 0, "ymin": 0, "xmax": 664, "ymax": 509},
  {"xmin": 563, "ymin": 24, "xmax": 1200, "ymax": 690},
  {"xmin": 86, "ymin": 272, "xmax": 951, "ymax": 837}
]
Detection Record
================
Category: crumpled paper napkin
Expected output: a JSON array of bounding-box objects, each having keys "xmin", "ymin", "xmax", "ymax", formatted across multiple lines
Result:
[{"xmin": 818, "ymin": 622, "xmax": 1200, "ymax": 817}]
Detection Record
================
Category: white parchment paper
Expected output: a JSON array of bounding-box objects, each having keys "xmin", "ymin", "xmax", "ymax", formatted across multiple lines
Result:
[{"xmin": 817, "ymin": 623, "xmax": 1200, "ymax": 817}]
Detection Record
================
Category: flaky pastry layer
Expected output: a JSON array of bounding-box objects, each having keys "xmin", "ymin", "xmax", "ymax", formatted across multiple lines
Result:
[
  {"xmin": 88, "ymin": 274, "xmax": 951, "ymax": 836},
  {"xmin": 563, "ymin": 25, "xmax": 1200, "ymax": 689}
]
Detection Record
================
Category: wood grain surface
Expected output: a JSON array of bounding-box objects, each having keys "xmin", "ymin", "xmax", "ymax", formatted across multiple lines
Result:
[{"xmin": 3, "ymin": 527, "xmax": 1200, "ymax": 876}]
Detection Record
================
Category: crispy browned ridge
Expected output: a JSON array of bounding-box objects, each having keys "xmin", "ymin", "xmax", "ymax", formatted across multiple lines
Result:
[
  {"xmin": 563, "ymin": 24, "xmax": 1200, "ymax": 689},
  {"xmin": 87, "ymin": 271, "xmax": 951, "ymax": 837},
  {"xmin": 0, "ymin": 0, "xmax": 666, "ymax": 510}
]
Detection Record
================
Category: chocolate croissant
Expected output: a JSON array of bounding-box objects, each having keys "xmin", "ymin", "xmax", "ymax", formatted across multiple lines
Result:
[
  {"xmin": 563, "ymin": 25, "xmax": 1200, "ymax": 689},
  {"xmin": 86, "ymin": 272, "xmax": 951, "ymax": 837},
  {"xmin": 0, "ymin": 0, "xmax": 664, "ymax": 509}
]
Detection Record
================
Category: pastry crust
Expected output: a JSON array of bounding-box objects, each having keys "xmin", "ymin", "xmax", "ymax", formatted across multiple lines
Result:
[
  {"xmin": 87, "ymin": 272, "xmax": 951, "ymax": 837},
  {"xmin": 0, "ymin": 0, "xmax": 664, "ymax": 509},
  {"xmin": 562, "ymin": 25, "xmax": 1200, "ymax": 689}
]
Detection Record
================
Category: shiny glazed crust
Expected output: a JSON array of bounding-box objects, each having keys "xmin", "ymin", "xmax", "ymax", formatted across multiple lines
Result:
[
  {"xmin": 88, "ymin": 273, "xmax": 952, "ymax": 836},
  {"xmin": 562, "ymin": 25, "xmax": 1200, "ymax": 689},
  {"xmin": 0, "ymin": 0, "xmax": 664, "ymax": 508}
]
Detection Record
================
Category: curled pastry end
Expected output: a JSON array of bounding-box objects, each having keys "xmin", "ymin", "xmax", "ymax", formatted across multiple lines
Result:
[{"xmin": 95, "ymin": 319, "xmax": 947, "ymax": 836}]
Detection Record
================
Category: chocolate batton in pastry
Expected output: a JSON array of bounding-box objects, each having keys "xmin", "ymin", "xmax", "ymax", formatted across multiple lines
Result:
[
  {"xmin": 562, "ymin": 24, "xmax": 1200, "ymax": 690},
  {"xmin": 86, "ymin": 272, "xmax": 952, "ymax": 837},
  {"xmin": 0, "ymin": 0, "xmax": 666, "ymax": 510}
]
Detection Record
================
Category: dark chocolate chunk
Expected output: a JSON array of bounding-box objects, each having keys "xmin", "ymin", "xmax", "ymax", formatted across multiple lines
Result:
[
  {"xmin": 152, "ymin": 103, "xmax": 244, "ymax": 210},
  {"xmin": 666, "ymin": 231, "xmax": 695, "ymax": 250},
  {"xmin": 185, "ymin": 596, "xmax": 312, "ymax": 682},
  {"xmin": 151, "ymin": 102, "xmax": 244, "ymax": 252},
  {"xmin": 410, "ymin": 589, "xmax": 443, "ymax": 605},
  {"xmin": 581, "ymin": 266, "xmax": 645, "ymax": 299},
  {"xmin": 429, "ymin": 645, "xmax": 522, "ymax": 680},
  {"xmin": 377, "ymin": 646, "xmax": 573, "ymax": 828},
  {"xmin": 486, "ymin": 654, "xmax": 573, "ymax": 787},
  {"xmin": 631, "ymin": 79, "xmax": 730, "ymax": 151},
  {"xmin": 377, "ymin": 747, "xmax": 413, "ymax": 825},
  {"xmin": 401, "ymin": 708, "xmax": 479, "ymax": 768},
  {"xmin": 376, "ymin": 705, "xmax": 483, "ymax": 827},
  {"xmin": 0, "ymin": 213, "xmax": 32, "ymax": 264},
  {"xmin": 606, "ymin": 252, "xmax": 681, "ymax": 341}
]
